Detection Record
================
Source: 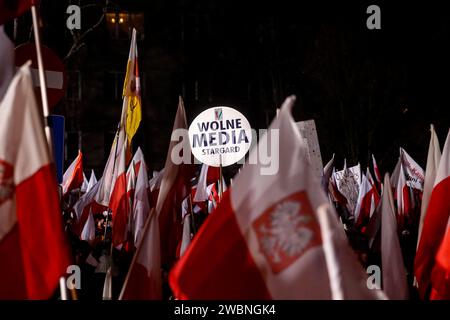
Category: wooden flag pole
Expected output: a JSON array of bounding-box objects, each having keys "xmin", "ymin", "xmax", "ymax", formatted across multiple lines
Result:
[{"xmin": 30, "ymin": 2, "xmax": 53, "ymax": 155}]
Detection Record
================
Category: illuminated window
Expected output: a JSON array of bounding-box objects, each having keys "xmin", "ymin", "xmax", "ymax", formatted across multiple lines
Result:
[{"xmin": 105, "ymin": 12, "xmax": 145, "ymax": 40}]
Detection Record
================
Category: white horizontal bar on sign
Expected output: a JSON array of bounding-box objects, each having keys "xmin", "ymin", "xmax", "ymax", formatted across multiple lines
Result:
[
  {"xmin": 15, "ymin": 67, "xmax": 64, "ymax": 90},
  {"xmin": 30, "ymin": 68, "xmax": 63, "ymax": 89}
]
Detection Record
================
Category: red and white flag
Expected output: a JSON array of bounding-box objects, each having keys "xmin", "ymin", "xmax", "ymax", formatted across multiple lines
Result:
[
  {"xmin": 417, "ymin": 125, "xmax": 441, "ymax": 250},
  {"xmin": 169, "ymin": 96, "xmax": 385, "ymax": 300},
  {"xmin": 372, "ymin": 154, "xmax": 382, "ymax": 185},
  {"xmin": 415, "ymin": 129, "xmax": 450, "ymax": 298},
  {"xmin": 61, "ymin": 150, "xmax": 84, "ymax": 196},
  {"xmin": 0, "ymin": 63, "xmax": 71, "ymax": 299},
  {"xmin": 80, "ymin": 207, "xmax": 96, "ymax": 242},
  {"xmin": 390, "ymin": 156, "xmax": 401, "ymax": 188},
  {"xmin": 380, "ymin": 174, "xmax": 408, "ymax": 299},
  {"xmin": 366, "ymin": 167, "xmax": 374, "ymax": 187},
  {"xmin": 94, "ymin": 130, "xmax": 127, "ymax": 208},
  {"xmin": 93, "ymin": 31, "xmax": 142, "ymax": 209},
  {"xmin": 81, "ymin": 170, "xmax": 97, "ymax": 194},
  {"xmin": 73, "ymin": 177, "xmax": 105, "ymax": 236},
  {"xmin": 354, "ymin": 174, "xmax": 373, "ymax": 229},
  {"xmin": 87, "ymin": 170, "xmax": 97, "ymax": 192},
  {"xmin": 109, "ymin": 143, "xmax": 129, "ymax": 247},
  {"xmin": 119, "ymin": 208, "xmax": 162, "ymax": 300},
  {"xmin": 396, "ymin": 163, "xmax": 411, "ymax": 228},
  {"xmin": 157, "ymin": 97, "xmax": 195, "ymax": 267},
  {"xmin": 400, "ymin": 148, "xmax": 425, "ymax": 191},
  {"xmin": 194, "ymin": 164, "xmax": 211, "ymax": 203},
  {"xmin": 130, "ymin": 147, "xmax": 145, "ymax": 176},
  {"xmin": 366, "ymin": 167, "xmax": 380, "ymax": 217},
  {"xmin": 130, "ymin": 155, "xmax": 151, "ymax": 246},
  {"xmin": 149, "ymin": 169, "xmax": 164, "ymax": 208},
  {"xmin": 431, "ymin": 209, "xmax": 450, "ymax": 299},
  {"xmin": 125, "ymin": 161, "xmax": 136, "ymax": 246},
  {"xmin": 80, "ymin": 172, "xmax": 89, "ymax": 193},
  {"xmin": 126, "ymin": 161, "xmax": 137, "ymax": 209}
]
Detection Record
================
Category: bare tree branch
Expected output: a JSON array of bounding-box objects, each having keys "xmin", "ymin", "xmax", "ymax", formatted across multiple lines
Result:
[
  {"xmin": 81, "ymin": 3, "xmax": 103, "ymax": 10},
  {"xmin": 63, "ymin": 9, "xmax": 106, "ymax": 62}
]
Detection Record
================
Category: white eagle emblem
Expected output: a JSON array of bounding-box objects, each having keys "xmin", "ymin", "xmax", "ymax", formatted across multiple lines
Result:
[{"xmin": 253, "ymin": 191, "xmax": 321, "ymax": 273}]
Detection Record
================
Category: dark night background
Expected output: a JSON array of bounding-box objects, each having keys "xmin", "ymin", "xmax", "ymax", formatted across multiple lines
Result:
[{"xmin": 5, "ymin": 0, "xmax": 450, "ymax": 177}]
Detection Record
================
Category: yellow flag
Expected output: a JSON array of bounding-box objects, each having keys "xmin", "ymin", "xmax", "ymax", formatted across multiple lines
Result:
[
  {"xmin": 125, "ymin": 95, "xmax": 141, "ymax": 144},
  {"xmin": 123, "ymin": 29, "xmax": 141, "ymax": 144}
]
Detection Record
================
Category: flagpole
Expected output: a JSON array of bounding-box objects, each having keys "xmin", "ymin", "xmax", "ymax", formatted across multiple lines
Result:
[
  {"xmin": 188, "ymin": 193, "xmax": 197, "ymax": 234},
  {"xmin": 30, "ymin": 2, "xmax": 53, "ymax": 154},
  {"xmin": 59, "ymin": 277, "xmax": 68, "ymax": 300},
  {"xmin": 105, "ymin": 123, "xmax": 121, "ymax": 245},
  {"xmin": 219, "ymin": 162, "xmax": 224, "ymax": 201}
]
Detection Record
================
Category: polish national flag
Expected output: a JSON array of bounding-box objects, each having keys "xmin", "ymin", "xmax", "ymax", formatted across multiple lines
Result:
[
  {"xmin": 379, "ymin": 174, "xmax": 409, "ymax": 299},
  {"xmin": 365, "ymin": 167, "xmax": 380, "ymax": 218},
  {"xmin": 207, "ymin": 183, "xmax": 220, "ymax": 212},
  {"xmin": 130, "ymin": 147, "xmax": 145, "ymax": 177},
  {"xmin": 194, "ymin": 163, "xmax": 212, "ymax": 203},
  {"xmin": 126, "ymin": 147, "xmax": 146, "ymax": 208},
  {"xmin": 431, "ymin": 209, "xmax": 450, "ymax": 299},
  {"xmin": 181, "ymin": 187, "xmax": 204, "ymax": 220},
  {"xmin": 125, "ymin": 163, "xmax": 136, "ymax": 247},
  {"xmin": 0, "ymin": 63, "xmax": 71, "ymax": 299},
  {"xmin": 73, "ymin": 177, "xmax": 105, "ymax": 236},
  {"xmin": 156, "ymin": 97, "xmax": 195, "ymax": 267},
  {"xmin": 354, "ymin": 174, "xmax": 373, "ymax": 229},
  {"xmin": 400, "ymin": 148, "xmax": 425, "ymax": 191},
  {"xmin": 126, "ymin": 161, "xmax": 137, "ymax": 210},
  {"xmin": 80, "ymin": 207, "xmax": 96, "ymax": 242},
  {"xmin": 87, "ymin": 170, "xmax": 97, "ymax": 192},
  {"xmin": 94, "ymin": 130, "xmax": 127, "ymax": 208},
  {"xmin": 94, "ymin": 82, "xmax": 128, "ymax": 208},
  {"xmin": 80, "ymin": 172, "xmax": 89, "ymax": 193},
  {"xmin": 169, "ymin": 96, "xmax": 385, "ymax": 300},
  {"xmin": 149, "ymin": 169, "xmax": 164, "ymax": 208},
  {"xmin": 93, "ymin": 31, "xmax": 136, "ymax": 208},
  {"xmin": 366, "ymin": 167, "xmax": 375, "ymax": 187},
  {"xmin": 417, "ymin": 125, "xmax": 441, "ymax": 250},
  {"xmin": 130, "ymin": 155, "xmax": 151, "ymax": 247},
  {"xmin": 390, "ymin": 157, "xmax": 401, "ymax": 188},
  {"xmin": 372, "ymin": 154, "xmax": 382, "ymax": 185},
  {"xmin": 396, "ymin": 163, "xmax": 411, "ymax": 229},
  {"xmin": 109, "ymin": 143, "xmax": 129, "ymax": 247},
  {"xmin": 415, "ymin": 129, "xmax": 450, "ymax": 298},
  {"xmin": 194, "ymin": 163, "xmax": 222, "ymax": 206},
  {"xmin": 61, "ymin": 150, "xmax": 84, "ymax": 196},
  {"xmin": 119, "ymin": 208, "xmax": 162, "ymax": 300}
]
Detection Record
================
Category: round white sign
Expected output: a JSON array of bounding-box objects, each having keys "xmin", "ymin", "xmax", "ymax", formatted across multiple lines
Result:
[{"xmin": 188, "ymin": 106, "xmax": 252, "ymax": 167}]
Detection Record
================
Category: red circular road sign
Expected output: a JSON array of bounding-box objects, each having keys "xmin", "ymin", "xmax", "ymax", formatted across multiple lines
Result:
[{"xmin": 15, "ymin": 43, "xmax": 67, "ymax": 109}]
